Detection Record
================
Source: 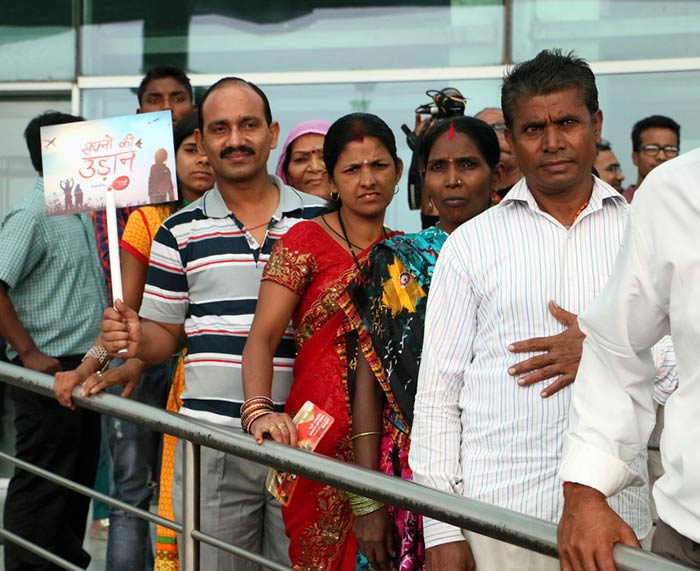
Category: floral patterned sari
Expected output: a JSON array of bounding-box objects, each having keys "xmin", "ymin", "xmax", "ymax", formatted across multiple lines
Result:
[
  {"xmin": 263, "ymin": 220, "xmax": 398, "ymax": 571},
  {"xmin": 339, "ymin": 226, "xmax": 448, "ymax": 571}
]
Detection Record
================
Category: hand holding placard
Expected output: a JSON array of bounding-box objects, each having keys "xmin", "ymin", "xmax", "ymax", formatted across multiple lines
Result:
[{"xmin": 100, "ymin": 300, "xmax": 142, "ymax": 358}]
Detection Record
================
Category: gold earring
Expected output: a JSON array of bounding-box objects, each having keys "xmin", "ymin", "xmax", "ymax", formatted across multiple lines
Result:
[
  {"xmin": 427, "ymin": 197, "xmax": 433, "ymax": 210},
  {"xmin": 393, "ymin": 184, "xmax": 400, "ymax": 195}
]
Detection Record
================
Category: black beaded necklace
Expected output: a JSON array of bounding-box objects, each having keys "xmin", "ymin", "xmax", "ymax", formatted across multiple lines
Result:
[
  {"xmin": 322, "ymin": 210, "xmax": 389, "ymax": 272},
  {"xmin": 336, "ymin": 209, "xmax": 363, "ymax": 271},
  {"xmin": 321, "ymin": 213, "xmax": 361, "ymax": 249}
]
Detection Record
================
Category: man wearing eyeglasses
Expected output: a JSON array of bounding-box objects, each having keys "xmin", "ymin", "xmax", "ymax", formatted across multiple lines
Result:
[
  {"xmin": 594, "ymin": 140, "xmax": 625, "ymax": 192},
  {"xmin": 624, "ymin": 114, "xmax": 680, "ymax": 202}
]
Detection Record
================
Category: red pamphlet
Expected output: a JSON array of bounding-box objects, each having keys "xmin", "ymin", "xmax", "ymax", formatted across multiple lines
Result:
[{"xmin": 266, "ymin": 401, "xmax": 334, "ymax": 505}]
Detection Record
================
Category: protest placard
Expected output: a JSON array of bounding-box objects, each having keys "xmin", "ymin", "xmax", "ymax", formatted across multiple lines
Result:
[
  {"xmin": 41, "ymin": 110, "xmax": 177, "ymax": 215},
  {"xmin": 40, "ymin": 110, "xmax": 177, "ymax": 305}
]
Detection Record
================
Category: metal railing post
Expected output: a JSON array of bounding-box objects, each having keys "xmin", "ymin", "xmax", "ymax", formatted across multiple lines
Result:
[{"xmin": 182, "ymin": 439, "xmax": 201, "ymax": 571}]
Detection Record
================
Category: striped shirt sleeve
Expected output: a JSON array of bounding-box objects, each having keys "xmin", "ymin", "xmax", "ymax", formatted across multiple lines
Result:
[
  {"xmin": 652, "ymin": 335, "xmax": 678, "ymax": 405},
  {"xmin": 140, "ymin": 222, "xmax": 189, "ymax": 324},
  {"xmin": 409, "ymin": 235, "xmax": 477, "ymax": 548}
]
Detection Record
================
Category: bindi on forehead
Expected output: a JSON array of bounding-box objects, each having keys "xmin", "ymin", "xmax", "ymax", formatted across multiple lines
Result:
[
  {"xmin": 294, "ymin": 146, "xmax": 324, "ymax": 155},
  {"xmin": 449, "ymin": 123, "xmax": 455, "ymax": 141},
  {"xmin": 352, "ymin": 121, "xmax": 366, "ymax": 141}
]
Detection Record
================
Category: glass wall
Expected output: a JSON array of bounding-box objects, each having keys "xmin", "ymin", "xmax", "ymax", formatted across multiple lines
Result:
[
  {"xmin": 0, "ymin": 97, "xmax": 72, "ymax": 219},
  {"xmin": 513, "ymin": 0, "xmax": 700, "ymax": 62},
  {"xmin": 81, "ymin": 1, "xmax": 505, "ymax": 76},
  {"xmin": 7, "ymin": 1, "xmax": 700, "ymax": 80},
  {"xmin": 0, "ymin": 2, "xmax": 75, "ymax": 80}
]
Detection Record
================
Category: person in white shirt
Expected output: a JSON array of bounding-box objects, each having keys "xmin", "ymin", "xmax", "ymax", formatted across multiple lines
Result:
[
  {"xmin": 409, "ymin": 49, "xmax": 656, "ymax": 571},
  {"xmin": 558, "ymin": 150, "xmax": 700, "ymax": 570}
]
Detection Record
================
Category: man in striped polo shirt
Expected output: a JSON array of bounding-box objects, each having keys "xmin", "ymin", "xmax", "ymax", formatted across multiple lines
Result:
[{"xmin": 101, "ymin": 78, "xmax": 325, "ymax": 570}]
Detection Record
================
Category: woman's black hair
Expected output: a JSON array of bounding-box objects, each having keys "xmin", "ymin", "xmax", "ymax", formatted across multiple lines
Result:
[
  {"xmin": 323, "ymin": 113, "xmax": 399, "ymax": 181},
  {"xmin": 418, "ymin": 116, "xmax": 501, "ymax": 173},
  {"xmin": 173, "ymin": 111, "xmax": 199, "ymax": 152},
  {"xmin": 173, "ymin": 111, "xmax": 204, "ymax": 206}
]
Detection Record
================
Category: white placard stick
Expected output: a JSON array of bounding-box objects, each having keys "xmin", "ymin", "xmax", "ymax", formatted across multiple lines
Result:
[
  {"xmin": 105, "ymin": 189, "xmax": 128, "ymax": 355},
  {"xmin": 105, "ymin": 188, "xmax": 123, "ymax": 305}
]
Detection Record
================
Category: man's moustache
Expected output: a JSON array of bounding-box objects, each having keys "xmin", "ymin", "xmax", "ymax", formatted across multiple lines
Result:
[{"xmin": 220, "ymin": 146, "xmax": 255, "ymax": 159}]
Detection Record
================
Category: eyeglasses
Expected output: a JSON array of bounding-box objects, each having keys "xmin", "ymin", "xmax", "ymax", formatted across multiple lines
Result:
[
  {"xmin": 489, "ymin": 121, "xmax": 506, "ymax": 134},
  {"xmin": 638, "ymin": 144, "xmax": 679, "ymax": 157}
]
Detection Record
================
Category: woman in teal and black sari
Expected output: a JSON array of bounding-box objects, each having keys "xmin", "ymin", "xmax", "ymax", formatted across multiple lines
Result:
[{"xmin": 341, "ymin": 116, "xmax": 503, "ymax": 571}]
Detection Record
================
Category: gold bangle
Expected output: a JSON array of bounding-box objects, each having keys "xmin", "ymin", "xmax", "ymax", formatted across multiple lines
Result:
[
  {"xmin": 350, "ymin": 431, "xmax": 381, "ymax": 441},
  {"xmin": 347, "ymin": 491, "xmax": 384, "ymax": 516}
]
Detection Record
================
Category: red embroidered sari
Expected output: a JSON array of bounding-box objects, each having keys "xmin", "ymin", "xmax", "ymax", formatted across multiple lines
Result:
[{"xmin": 263, "ymin": 220, "xmax": 396, "ymax": 571}]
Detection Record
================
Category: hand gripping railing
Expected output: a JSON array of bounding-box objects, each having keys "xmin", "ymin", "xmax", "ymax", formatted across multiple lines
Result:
[{"xmin": 0, "ymin": 361, "xmax": 693, "ymax": 571}]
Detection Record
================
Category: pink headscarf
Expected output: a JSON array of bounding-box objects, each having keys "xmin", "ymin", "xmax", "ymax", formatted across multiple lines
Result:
[{"xmin": 275, "ymin": 120, "xmax": 332, "ymax": 184}]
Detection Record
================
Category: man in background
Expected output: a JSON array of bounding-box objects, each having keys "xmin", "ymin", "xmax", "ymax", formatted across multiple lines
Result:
[
  {"xmin": 594, "ymin": 139, "xmax": 625, "ymax": 192},
  {"xmin": 0, "ymin": 111, "xmax": 107, "ymax": 570},
  {"xmin": 136, "ymin": 63, "xmax": 196, "ymax": 126},
  {"xmin": 624, "ymin": 114, "xmax": 680, "ymax": 202}
]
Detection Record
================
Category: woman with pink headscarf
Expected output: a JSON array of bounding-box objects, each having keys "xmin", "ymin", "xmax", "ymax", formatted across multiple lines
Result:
[{"xmin": 275, "ymin": 119, "xmax": 332, "ymax": 199}]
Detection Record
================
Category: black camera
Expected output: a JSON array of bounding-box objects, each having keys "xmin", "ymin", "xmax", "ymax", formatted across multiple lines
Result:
[
  {"xmin": 415, "ymin": 88, "xmax": 467, "ymax": 121},
  {"xmin": 402, "ymin": 88, "xmax": 467, "ymax": 216}
]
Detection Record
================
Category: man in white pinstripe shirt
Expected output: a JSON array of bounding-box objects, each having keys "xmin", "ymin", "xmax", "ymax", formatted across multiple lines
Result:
[{"xmin": 409, "ymin": 49, "xmax": 656, "ymax": 571}]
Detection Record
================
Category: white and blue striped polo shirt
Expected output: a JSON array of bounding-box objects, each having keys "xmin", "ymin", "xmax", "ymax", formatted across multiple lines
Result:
[{"xmin": 139, "ymin": 175, "xmax": 325, "ymax": 427}]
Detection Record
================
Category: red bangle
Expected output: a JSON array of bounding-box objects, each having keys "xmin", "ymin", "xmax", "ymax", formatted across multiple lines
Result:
[
  {"xmin": 242, "ymin": 410, "xmax": 273, "ymax": 433},
  {"xmin": 241, "ymin": 396, "xmax": 275, "ymax": 433}
]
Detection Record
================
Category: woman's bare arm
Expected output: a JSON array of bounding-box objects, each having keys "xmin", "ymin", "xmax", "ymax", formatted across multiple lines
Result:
[{"xmin": 242, "ymin": 280, "xmax": 301, "ymax": 446}]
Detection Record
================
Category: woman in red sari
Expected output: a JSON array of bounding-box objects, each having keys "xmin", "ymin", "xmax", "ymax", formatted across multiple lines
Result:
[{"xmin": 242, "ymin": 112, "xmax": 403, "ymax": 571}]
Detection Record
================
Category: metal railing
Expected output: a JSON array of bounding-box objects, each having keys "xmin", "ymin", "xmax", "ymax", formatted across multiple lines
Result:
[{"xmin": 0, "ymin": 361, "xmax": 693, "ymax": 571}]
